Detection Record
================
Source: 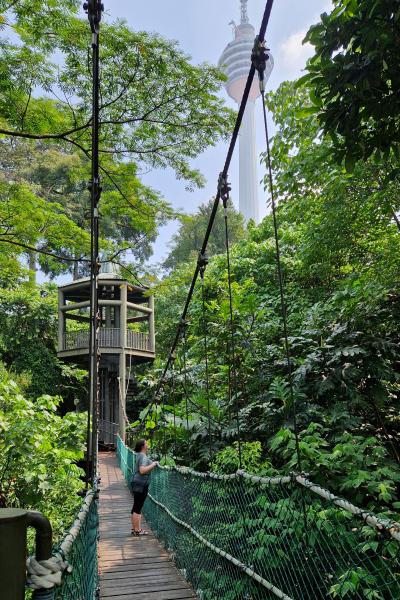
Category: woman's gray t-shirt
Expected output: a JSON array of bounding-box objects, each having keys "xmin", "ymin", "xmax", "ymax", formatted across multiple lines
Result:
[{"xmin": 135, "ymin": 452, "xmax": 152, "ymax": 485}]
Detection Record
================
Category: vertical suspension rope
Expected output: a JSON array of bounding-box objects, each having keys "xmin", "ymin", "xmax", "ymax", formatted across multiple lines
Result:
[
  {"xmin": 182, "ymin": 321, "xmax": 190, "ymax": 455},
  {"xmin": 219, "ymin": 175, "xmax": 242, "ymax": 469},
  {"xmin": 161, "ymin": 385, "xmax": 167, "ymax": 461},
  {"xmin": 198, "ymin": 253, "xmax": 213, "ymax": 462},
  {"xmin": 84, "ymin": 0, "xmax": 103, "ymax": 486},
  {"xmin": 252, "ymin": 38, "xmax": 302, "ymax": 473},
  {"xmin": 171, "ymin": 354, "xmax": 177, "ymax": 453}
]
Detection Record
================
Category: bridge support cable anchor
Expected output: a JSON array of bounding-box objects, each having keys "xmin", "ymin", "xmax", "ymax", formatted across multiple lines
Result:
[
  {"xmin": 83, "ymin": 0, "xmax": 104, "ymax": 487},
  {"xmin": 218, "ymin": 173, "xmax": 243, "ymax": 469},
  {"xmin": 251, "ymin": 35, "xmax": 271, "ymax": 94}
]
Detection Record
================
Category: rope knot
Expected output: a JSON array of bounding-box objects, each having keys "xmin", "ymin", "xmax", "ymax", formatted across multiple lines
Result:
[
  {"xmin": 251, "ymin": 35, "xmax": 270, "ymax": 92},
  {"xmin": 218, "ymin": 173, "xmax": 231, "ymax": 208},
  {"xmin": 26, "ymin": 554, "xmax": 71, "ymax": 590},
  {"xmin": 197, "ymin": 252, "xmax": 208, "ymax": 278},
  {"xmin": 180, "ymin": 317, "xmax": 189, "ymax": 332}
]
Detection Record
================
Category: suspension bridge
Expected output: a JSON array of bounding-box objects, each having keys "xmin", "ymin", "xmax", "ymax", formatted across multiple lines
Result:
[{"xmin": 2, "ymin": 0, "xmax": 399, "ymax": 599}]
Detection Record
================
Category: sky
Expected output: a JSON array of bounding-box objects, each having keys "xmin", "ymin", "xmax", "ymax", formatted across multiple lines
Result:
[{"xmin": 98, "ymin": 0, "xmax": 331, "ymax": 267}]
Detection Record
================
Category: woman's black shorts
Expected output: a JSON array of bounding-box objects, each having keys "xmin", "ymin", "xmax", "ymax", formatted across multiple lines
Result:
[{"xmin": 131, "ymin": 487, "xmax": 148, "ymax": 515}]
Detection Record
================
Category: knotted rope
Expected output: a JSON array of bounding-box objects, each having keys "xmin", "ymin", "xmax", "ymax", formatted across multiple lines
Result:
[
  {"xmin": 26, "ymin": 489, "xmax": 95, "ymax": 591},
  {"xmin": 26, "ymin": 554, "xmax": 71, "ymax": 590}
]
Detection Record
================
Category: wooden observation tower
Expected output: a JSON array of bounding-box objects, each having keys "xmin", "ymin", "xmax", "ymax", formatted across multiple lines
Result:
[{"xmin": 57, "ymin": 262, "xmax": 155, "ymax": 446}]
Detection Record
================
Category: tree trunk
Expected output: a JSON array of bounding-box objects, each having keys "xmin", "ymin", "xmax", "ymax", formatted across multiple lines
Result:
[
  {"xmin": 73, "ymin": 255, "xmax": 79, "ymax": 280},
  {"xmin": 28, "ymin": 251, "xmax": 37, "ymax": 285}
]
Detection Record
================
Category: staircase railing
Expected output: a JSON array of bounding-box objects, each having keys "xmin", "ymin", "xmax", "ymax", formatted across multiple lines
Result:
[{"xmin": 117, "ymin": 437, "xmax": 400, "ymax": 600}]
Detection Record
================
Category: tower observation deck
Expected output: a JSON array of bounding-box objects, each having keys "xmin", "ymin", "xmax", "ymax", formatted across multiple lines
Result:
[{"xmin": 219, "ymin": 0, "xmax": 274, "ymax": 224}]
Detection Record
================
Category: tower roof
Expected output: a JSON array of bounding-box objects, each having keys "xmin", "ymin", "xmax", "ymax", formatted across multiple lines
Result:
[{"xmin": 219, "ymin": 0, "xmax": 274, "ymax": 103}]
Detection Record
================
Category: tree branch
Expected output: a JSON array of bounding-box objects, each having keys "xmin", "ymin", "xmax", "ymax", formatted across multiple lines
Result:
[
  {"xmin": 0, "ymin": 121, "xmax": 91, "ymax": 141},
  {"xmin": 0, "ymin": 238, "xmax": 89, "ymax": 263}
]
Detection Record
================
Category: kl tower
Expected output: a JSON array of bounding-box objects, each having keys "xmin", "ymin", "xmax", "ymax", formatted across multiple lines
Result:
[{"xmin": 219, "ymin": 0, "xmax": 274, "ymax": 224}]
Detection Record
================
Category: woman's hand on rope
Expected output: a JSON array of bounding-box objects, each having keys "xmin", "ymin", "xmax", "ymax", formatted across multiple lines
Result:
[{"xmin": 139, "ymin": 461, "xmax": 159, "ymax": 475}]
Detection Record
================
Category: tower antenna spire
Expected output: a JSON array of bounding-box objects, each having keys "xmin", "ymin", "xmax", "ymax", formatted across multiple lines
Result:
[{"xmin": 240, "ymin": 0, "xmax": 249, "ymax": 24}]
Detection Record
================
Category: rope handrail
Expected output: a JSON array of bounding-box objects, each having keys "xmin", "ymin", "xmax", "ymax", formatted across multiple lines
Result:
[
  {"xmin": 163, "ymin": 465, "xmax": 400, "ymax": 542},
  {"xmin": 117, "ymin": 437, "xmax": 400, "ymax": 600},
  {"xmin": 26, "ymin": 487, "xmax": 98, "ymax": 595},
  {"xmin": 295, "ymin": 475, "xmax": 400, "ymax": 543},
  {"xmin": 117, "ymin": 437, "xmax": 400, "ymax": 542}
]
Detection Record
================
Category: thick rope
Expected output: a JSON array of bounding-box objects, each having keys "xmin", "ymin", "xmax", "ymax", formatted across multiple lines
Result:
[
  {"xmin": 295, "ymin": 475, "xmax": 400, "ymax": 542},
  {"xmin": 155, "ymin": 461, "xmax": 400, "ymax": 542},
  {"xmin": 26, "ymin": 556, "xmax": 70, "ymax": 590},
  {"xmin": 26, "ymin": 489, "xmax": 95, "ymax": 590}
]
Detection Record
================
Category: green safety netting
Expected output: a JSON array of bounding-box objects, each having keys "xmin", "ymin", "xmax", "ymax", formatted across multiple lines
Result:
[
  {"xmin": 117, "ymin": 437, "xmax": 400, "ymax": 600},
  {"xmin": 27, "ymin": 488, "xmax": 98, "ymax": 600},
  {"xmin": 54, "ymin": 489, "xmax": 98, "ymax": 600}
]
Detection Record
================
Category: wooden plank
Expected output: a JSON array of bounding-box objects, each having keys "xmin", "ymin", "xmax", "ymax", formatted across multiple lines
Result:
[
  {"xmin": 101, "ymin": 566, "xmax": 177, "ymax": 580},
  {"xmin": 101, "ymin": 583, "xmax": 194, "ymax": 598},
  {"xmin": 101, "ymin": 575, "xmax": 188, "ymax": 591},
  {"xmin": 102, "ymin": 591, "xmax": 194, "ymax": 600},
  {"xmin": 99, "ymin": 557, "xmax": 170, "ymax": 570},
  {"xmin": 98, "ymin": 452, "xmax": 197, "ymax": 600}
]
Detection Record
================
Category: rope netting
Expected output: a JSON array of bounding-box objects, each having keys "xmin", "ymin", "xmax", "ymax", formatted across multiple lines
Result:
[
  {"xmin": 27, "ymin": 488, "xmax": 99, "ymax": 600},
  {"xmin": 117, "ymin": 438, "xmax": 400, "ymax": 600}
]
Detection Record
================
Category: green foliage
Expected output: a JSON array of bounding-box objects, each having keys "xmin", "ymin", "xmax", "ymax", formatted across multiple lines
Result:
[
  {"xmin": 211, "ymin": 441, "xmax": 272, "ymax": 475},
  {"xmin": 147, "ymin": 77, "xmax": 400, "ymax": 524},
  {"xmin": 0, "ymin": 368, "xmax": 86, "ymax": 540},
  {"xmin": 270, "ymin": 424, "xmax": 400, "ymax": 507},
  {"xmin": 0, "ymin": 283, "xmax": 87, "ymax": 402},
  {"xmin": 0, "ymin": 1, "xmax": 235, "ymax": 279},
  {"xmin": 163, "ymin": 198, "xmax": 245, "ymax": 271},
  {"xmin": 302, "ymin": 0, "xmax": 400, "ymax": 166}
]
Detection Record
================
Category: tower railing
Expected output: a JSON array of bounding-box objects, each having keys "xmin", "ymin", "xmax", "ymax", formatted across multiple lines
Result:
[{"xmin": 63, "ymin": 328, "xmax": 152, "ymax": 353}]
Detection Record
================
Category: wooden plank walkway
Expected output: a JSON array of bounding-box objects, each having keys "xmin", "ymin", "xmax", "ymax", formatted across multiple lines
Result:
[{"xmin": 98, "ymin": 452, "xmax": 196, "ymax": 600}]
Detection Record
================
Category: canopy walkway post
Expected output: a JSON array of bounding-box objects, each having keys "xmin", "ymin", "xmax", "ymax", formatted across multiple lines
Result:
[{"xmin": 0, "ymin": 509, "xmax": 52, "ymax": 600}]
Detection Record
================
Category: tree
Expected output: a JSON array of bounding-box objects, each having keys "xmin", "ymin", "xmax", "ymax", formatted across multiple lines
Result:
[
  {"xmin": 0, "ymin": 367, "xmax": 87, "ymax": 540},
  {"xmin": 0, "ymin": 283, "xmax": 87, "ymax": 403},
  {"xmin": 302, "ymin": 0, "xmax": 400, "ymax": 167},
  {"xmin": 0, "ymin": 1, "xmax": 235, "ymax": 277},
  {"xmin": 163, "ymin": 198, "xmax": 245, "ymax": 271},
  {"xmin": 0, "ymin": 140, "xmax": 172, "ymax": 279},
  {"xmin": 263, "ymin": 80, "xmax": 400, "ymax": 288},
  {"xmin": 0, "ymin": 3, "xmax": 234, "ymax": 186},
  {"xmin": 140, "ymin": 77, "xmax": 400, "ymax": 511},
  {"xmin": 0, "ymin": 175, "xmax": 91, "ymax": 281}
]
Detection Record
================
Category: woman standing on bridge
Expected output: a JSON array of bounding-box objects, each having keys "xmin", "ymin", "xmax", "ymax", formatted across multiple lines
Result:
[{"xmin": 131, "ymin": 439, "xmax": 158, "ymax": 535}]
